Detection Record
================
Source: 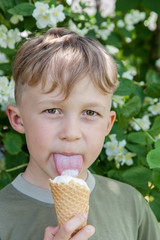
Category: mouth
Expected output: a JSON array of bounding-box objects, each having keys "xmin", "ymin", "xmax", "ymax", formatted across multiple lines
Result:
[{"xmin": 53, "ymin": 153, "xmax": 83, "ymax": 176}]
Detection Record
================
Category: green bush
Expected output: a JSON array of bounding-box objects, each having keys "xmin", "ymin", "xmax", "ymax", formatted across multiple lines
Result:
[{"xmin": 0, "ymin": 0, "xmax": 160, "ymax": 221}]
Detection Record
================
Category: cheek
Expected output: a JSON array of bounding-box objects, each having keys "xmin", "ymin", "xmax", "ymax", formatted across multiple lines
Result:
[
  {"xmin": 87, "ymin": 123, "xmax": 107, "ymax": 154},
  {"xmin": 24, "ymin": 122, "xmax": 51, "ymax": 153}
]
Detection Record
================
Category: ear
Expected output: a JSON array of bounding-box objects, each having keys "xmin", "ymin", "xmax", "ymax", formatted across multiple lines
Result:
[
  {"xmin": 105, "ymin": 111, "xmax": 116, "ymax": 136},
  {"xmin": 7, "ymin": 104, "xmax": 25, "ymax": 134}
]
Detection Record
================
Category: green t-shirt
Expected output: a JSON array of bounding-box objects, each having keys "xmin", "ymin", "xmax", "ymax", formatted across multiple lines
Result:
[{"xmin": 0, "ymin": 172, "xmax": 160, "ymax": 240}]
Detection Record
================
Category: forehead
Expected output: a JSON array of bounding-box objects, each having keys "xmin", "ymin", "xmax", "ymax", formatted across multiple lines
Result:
[{"xmin": 21, "ymin": 75, "xmax": 112, "ymax": 108}]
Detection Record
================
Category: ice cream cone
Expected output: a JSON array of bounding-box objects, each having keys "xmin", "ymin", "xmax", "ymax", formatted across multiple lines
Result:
[{"xmin": 49, "ymin": 176, "xmax": 90, "ymax": 232}]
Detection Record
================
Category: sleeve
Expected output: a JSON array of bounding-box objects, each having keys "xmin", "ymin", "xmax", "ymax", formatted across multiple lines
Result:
[{"xmin": 137, "ymin": 194, "xmax": 160, "ymax": 240}]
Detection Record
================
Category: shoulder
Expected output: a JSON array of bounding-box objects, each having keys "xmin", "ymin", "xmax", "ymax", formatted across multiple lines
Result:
[
  {"xmin": 0, "ymin": 184, "xmax": 19, "ymax": 206},
  {"xmin": 93, "ymin": 174, "xmax": 143, "ymax": 204},
  {"xmin": 93, "ymin": 174, "xmax": 137, "ymax": 193},
  {"xmin": 0, "ymin": 184, "xmax": 13, "ymax": 199}
]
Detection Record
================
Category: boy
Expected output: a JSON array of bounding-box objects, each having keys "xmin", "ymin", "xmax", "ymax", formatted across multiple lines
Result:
[{"xmin": 0, "ymin": 28, "xmax": 159, "ymax": 240}]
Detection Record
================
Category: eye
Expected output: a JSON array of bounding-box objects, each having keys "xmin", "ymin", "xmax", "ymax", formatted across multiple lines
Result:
[
  {"xmin": 84, "ymin": 110, "xmax": 98, "ymax": 116},
  {"xmin": 45, "ymin": 108, "xmax": 60, "ymax": 114}
]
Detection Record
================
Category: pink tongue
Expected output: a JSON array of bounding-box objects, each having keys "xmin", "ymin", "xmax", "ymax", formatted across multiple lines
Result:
[{"xmin": 54, "ymin": 153, "xmax": 83, "ymax": 176}]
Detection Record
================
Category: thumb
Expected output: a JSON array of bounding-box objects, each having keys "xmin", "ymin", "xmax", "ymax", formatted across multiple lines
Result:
[{"xmin": 44, "ymin": 226, "xmax": 60, "ymax": 240}]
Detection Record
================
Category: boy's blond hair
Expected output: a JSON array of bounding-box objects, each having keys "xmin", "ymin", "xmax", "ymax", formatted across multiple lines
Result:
[{"xmin": 13, "ymin": 28, "xmax": 118, "ymax": 105}]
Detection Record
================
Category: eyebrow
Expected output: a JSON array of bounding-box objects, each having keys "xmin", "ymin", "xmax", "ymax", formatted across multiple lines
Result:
[
  {"xmin": 38, "ymin": 99, "xmax": 107, "ymax": 108},
  {"xmin": 37, "ymin": 99, "xmax": 64, "ymax": 105},
  {"xmin": 82, "ymin": 102, "xmax": 107, "ymax": 110}
]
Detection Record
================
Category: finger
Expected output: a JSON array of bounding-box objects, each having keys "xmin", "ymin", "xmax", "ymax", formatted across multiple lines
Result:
[
  {"xmin": 71, "ymin": 225, "xmax": 95, "ymax": 240},
  {"xmin": 44, "ymin": 226, "xmax": 59, "ymax": 240},
  {"xmin": 54, "ymin": 213, "xmax": 87, "ymax": 240}
]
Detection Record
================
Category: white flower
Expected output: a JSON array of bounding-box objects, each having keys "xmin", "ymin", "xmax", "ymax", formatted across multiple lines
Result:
[
  {"xmin": 121, "ymin": 152, "xmax": 136, "ymax": 166},
  {"xmin": 115, "ymin": 151, "xmax": 126, "ymax": 163},
  {"xmin": 108, "ymin": 23, "xmax": 115, "ymax": 32},
  {"xmin": 143, "ymin": 97, "xmax": 157, "ymax": 106},
  {"xmin": 124, "ymin": 10, "xmax": 146, "ymax": 31},
  {"xmin": 94, "ymin": 22, "xmax": 114, "ymax": 40},
  {"xmin": 109, "ymin": 134, "xmax": 117, "ymax": 141},
  {"xmin": 32, "ymin": 2, "xmax": 65, "ymax": 29},
  {"xmin": 0, "ymin": 76, "xmax": 9, "ymax": 91},
  {"xmin": 125, "ymin": 37, "xmax": 132, "ymax": 43},
  {"xmin": 117, "ymin": 20, "xmax": 125, "ymax": 28},
  {"xmin": 96, "ymin": 29, "xmax": 111, "ymax": 40},
  {"xmin": 155, "ymin": 134, "xmax": 160, "ymax": 140},
  {"xmin": 106, "ymin": 45, "xmax": 119, "ymax": 55},
  {"xmin": 32, "ymin": 2, "xmax": 49, "ymax": 19},
  {"xmin": 155, "ymin": 58, "xmax": 160, "ymax": 68},
  {"xmin": 32, "ymin": 2, "xmax": 50, "ymax": 28},
  {"xmin": 6, "ymin": 28, "xmax": 21, "ymax": 49},
  {"xmin": 68, "ymin": 20, "xmax": 88, "ymax": 36},
  {"xmin": 126, "ymin": 24, "xmax": 134, "ymax": 31},
  {"xmin": 0, "ymin": 26, "xmax": 21, "ymax": 49},
  {"xmin": 104, "ymin": 134, "xmax": 135, "ymax": 166},
  {"xmin": 0, "ymin": 76, "xmax": 15, "ymax": 111},
  {"xmin": 21, "ymin": 30, "xmax": 31, "ymax": 38},
  {"xmin": 104, "ymin": 140, "xmax": 119, "ymax": 159},
  {"xmin": 122, "ymin": 67, "xmax": 137, "ymax": 79},
  {"xmin": 144, "ymin": 11, "xmax": 158, "ymax": 31},
  {"xmin": 10, "ymin": 14, "xmax": 24, "ymax": 24},
  {"xmin": 49, "ymin": 4, "xmax": 65, "ymax": 26},
  {"xmin": 139, "ymin": 12, "xmax": 146, "ymax": 21},
  {"xmin": 139, "ymin": 81, "xmax": 145, "ymax": 86},
  {"xmin": 112, "ymin": 95, "xmax": 125, "ymax": 108},
  {"xmin": 130, "ymin": 115, "xmax": 151, "ymax": 131},
  {"xmin": 124, "ymin": 13, "xmax": 133, "ymax": 26},
  {"xmin": 122, "ymin": 70, "xmax": 134, "ymax": 80},
  {"xmin": 36, "ymin": 11, "xmax": 50, "ymax": 29},
  {"xmin": 118, "ymin": 140, "xmax": 126, "ymax": 151},
  {"xmin": 0, "ymin": 53, "xmax": 9, "ymax": 64},
  {"xmin": 0, "ymin": 25, "xmax": 8, "ymax": 48},
  {"xmin": 148, "ymin": 102, "xmax": 160, "ymax": 115}
]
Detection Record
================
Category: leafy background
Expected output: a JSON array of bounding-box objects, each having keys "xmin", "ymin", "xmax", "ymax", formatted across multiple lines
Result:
[{"xmin": 0, "ymin": 0, "xmax": 160, "ymax": 222}]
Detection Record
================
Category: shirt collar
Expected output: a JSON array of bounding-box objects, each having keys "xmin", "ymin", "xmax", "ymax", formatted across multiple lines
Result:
[{"xmin": 11, "ymin": 171, "xmax": 95, "ymax": 204}]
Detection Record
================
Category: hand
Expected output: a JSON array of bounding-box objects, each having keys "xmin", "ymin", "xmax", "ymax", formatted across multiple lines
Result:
[{"xmin": 43, "ymin": 213, "xmax": 95, "ymax": 240}]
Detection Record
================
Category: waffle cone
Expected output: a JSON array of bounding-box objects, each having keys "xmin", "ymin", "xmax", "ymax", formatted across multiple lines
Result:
[{"xmin": 49, "ymin": 178, "xmax": 90, "ymax": 231}]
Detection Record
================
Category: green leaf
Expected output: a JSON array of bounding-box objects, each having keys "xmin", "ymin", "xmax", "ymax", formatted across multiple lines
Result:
[
  {"xmin": 95, "ymin": 11, "xmax": 105, "ymax": 25},
  {"xmin": 127, "ymin": 131, "xmax": 153, "ymax": 145},
  {"xmin": 115, "ymin": 59, "xmax": 126, "ymax": 76},
  {"xmin": 122, "ymin": 166, "xmax": 152, "ymax": 188},
  {"xmin": 147, "ymin": 148, "xmax": 160, "ymax": 169},
  {"xmin": 5, "ymin": 151, "xmax": 28, "ymax": 169},
  {"xmin": 0, "ymin": 63, "xmax": 12, "ymax": 75},
  {"xmin": 5, "ymin": 151, "xmax": 28, "ymax": 179},
  {"xmin": 115, "ymin": 78, "xmax": 134, "ymax": 96},
  {"xmin": 3, "ymin": 132, "xmax": 23, "ymax": 155},
  {"xmin": 133, "ymin": 85, "xmax": 145, "ymax": 103},
  {"xmin": 0, "ymin": 0, "xmax": 20, "ymax": 11},
  {"xmin": 107, "ymin": 33, "xmax": 122, "ymax": 48},
  {"xmin": 126, "ymin": 143, "xmax": 147, "ymax": 157},
  {"xmin": 142, "ymin": 0, "xmax": 160, "ymax": 15},
  {"xmin": 116, "ymin": 0, "xmax": 140, "ymax": 11},
  {"xmin": 107, "ymin": 169, "xmax": 124, "ymax": 182},
  {"xmin": 152, "ymin": 169, "xmax": 160, "ymax": 190},
  {"xmin": 121, "ymin": 96, "xmax": 141, "ymax": 118},
  {"xmin": 117, "ymin": 27, "xmax": 132, "ymax": 38},
  {"xmin": 0, "ymin": 0, "xmax": 5, "ymax": 12},
  {"xmin": 150, "ymin": 188, "xmax": 160, "ymax": 221},
  {"xmin": 8, "ymin": 3, "xmax": 35, "ymax": 16},
  {"xmin": 145, "ymin": 70, "xmax": 160, "ymax": 98},
  {"xmin": 0, "ymin": 171, "xmax": 11, "ymax": 189},
  {"xmin": 149, "ymin": 116, "xmax": 160, "ymax": 137},
  {"xmin": 155, "ymin": 139, "xmax": 160, "ymax": 149}
]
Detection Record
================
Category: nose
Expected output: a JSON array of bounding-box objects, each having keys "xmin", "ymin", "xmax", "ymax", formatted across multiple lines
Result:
[{"xmin": 59, "ymin": 116, "xmax": 82, "ymax": 141}]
